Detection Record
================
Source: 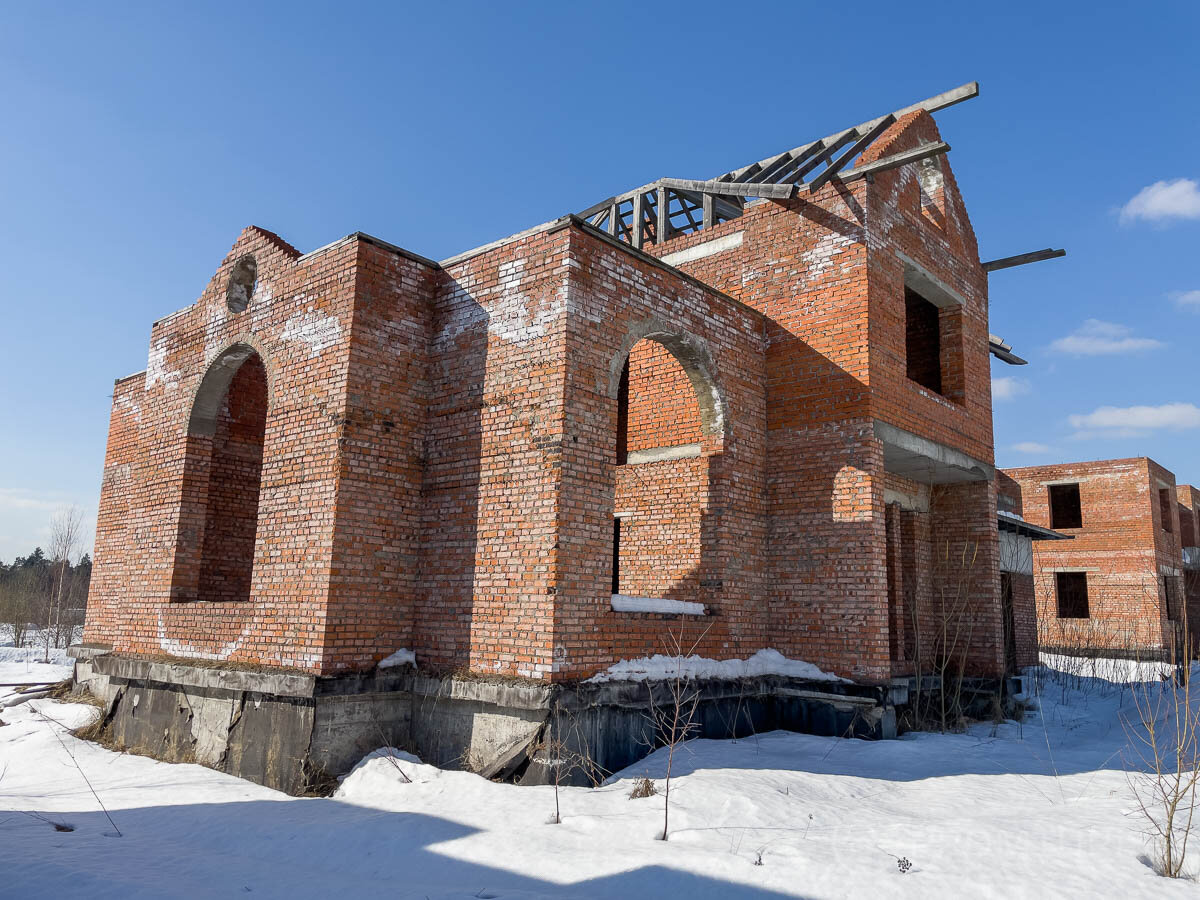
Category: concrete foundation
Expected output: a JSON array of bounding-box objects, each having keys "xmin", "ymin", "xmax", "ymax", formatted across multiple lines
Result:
[{"xmin": 72, "ymin": 648, "xmax": 906, "ymax": 794}]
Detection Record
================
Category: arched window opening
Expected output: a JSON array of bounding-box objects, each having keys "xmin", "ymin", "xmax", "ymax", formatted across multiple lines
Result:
[
  {"xmin": 172, "ymin": 347, "xmax": 268, "ymax": 603},
  {"xmin": 226, "ymin": 255, "xmax": 257, "ymax": 313},
  {"xmin": 615, "ymin": 339, "xmax": 705, "ymax": 466},
  {"xmin": 608, "ymin": 328, "xmax": 723, "ymax": 616}
]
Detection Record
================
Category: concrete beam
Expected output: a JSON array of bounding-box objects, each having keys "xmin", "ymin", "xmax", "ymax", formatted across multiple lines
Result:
[{"xmin": 875, "ymin": 420, "xmax": 994, "ymax": 485}]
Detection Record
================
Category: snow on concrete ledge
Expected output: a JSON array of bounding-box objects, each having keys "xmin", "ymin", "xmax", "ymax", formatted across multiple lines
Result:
[
  {"xmin": 378, "ymin": 649, "xmax": 416, "ymax": 669},
  {"xmin": 610, "ymin": 594, "xmax": 706, "ymax": 615},
  {"xmin": 586, "ymin": 648, "xmax": 846, "ymax": 684}
]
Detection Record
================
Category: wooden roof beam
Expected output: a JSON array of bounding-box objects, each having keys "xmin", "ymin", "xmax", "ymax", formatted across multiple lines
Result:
[
  {"xmin": 833, "ymin": 141, "xmax": 950, "ymax": 185},
  {"xmin": 982, "ymin": 249, "xmax": 1066, "ymax": 272},
  {"xmin": 807, "ymin": 114, "xmax": 897, "ymax": 192},
  {"xmin": 659, "ymin": 178, "xmax": 794, "ymax": 200}
]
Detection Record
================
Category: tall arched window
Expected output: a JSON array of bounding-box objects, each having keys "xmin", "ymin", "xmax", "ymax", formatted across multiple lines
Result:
[
  {"xmin": 172, "ymin": 345, "xmax": 268, "ymax": 603},
  {"xmin": 609, "ymin": 326, "xmax": 724, "ymax": 606}
]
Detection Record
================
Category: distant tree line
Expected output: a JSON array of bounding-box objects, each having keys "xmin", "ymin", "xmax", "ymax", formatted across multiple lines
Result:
[{"xmin": 0, "ymin": 507, "xmax": 91, "ymax": 652}]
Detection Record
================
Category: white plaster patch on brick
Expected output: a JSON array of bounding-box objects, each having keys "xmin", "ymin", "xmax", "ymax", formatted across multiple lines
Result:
[
  {"xmin": 435, "ymin": 286, "xmax": 489, "ymax": 346},
  {"xmin": 280, "ymin": 308, "xmax": 343, "ymax": 357},
  {"xmin": 798, "ymin": 231, "xmax": 857, "ymax": 286},
  {"xmin": 112, "ymin": 393, "xmax": 142, "ymax": 423},
  {"xmin": 157, "ymin": 614, "xmax": 248, "ymax": 662},
  {"xmin": 457, "ymin": 257, "xmax": 563, "ymax": 346},
  {"xmin": 145, "ymin": 339, "xmax": 181, "ymax": 391},
  {"xmin": 101, "ymin": 463, "xmax": 132, "ymax": 488},
  {"xmin": 250, "ymin": 282, "xmax": 275, "ymax": 329},
  {"xmin": 203, "ymin": 302, "xmax": 227, "ymax": 359}
]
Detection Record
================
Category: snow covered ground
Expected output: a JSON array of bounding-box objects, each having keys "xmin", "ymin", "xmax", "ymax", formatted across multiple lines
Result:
[{"xmin": 1, "ymin": 659, "xmax": 1197, "ymax": 898}]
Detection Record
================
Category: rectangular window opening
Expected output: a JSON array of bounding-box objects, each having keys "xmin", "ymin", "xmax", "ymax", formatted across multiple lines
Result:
[
  {"xmin": 1048, "ymin": 483, "xmax": 1083, "ymax": 530},
  {"xmin": 611, "ymin": 517, "xmax": 621, "ymax": 595},
  {"xmin": 1164, "ymin": 576, "xmax": 1182, "ymax": 622},
  {"xmin": 1056, "ymin": 571, "xmax": 1089, "ymax": 619},
  {"xmin": 904, "ymin": 287, "xmax": 942, "ymax": 395},
  {"xmin": 1160, "ymin": 488, "xmax": 1173, "ymax": 533}
]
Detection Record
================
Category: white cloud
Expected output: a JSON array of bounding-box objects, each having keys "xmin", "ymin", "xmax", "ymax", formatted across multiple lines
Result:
[
  {"xmin": 1012, "ymin": 441, "xmax": 1053, "ymax": 454},
  {"xmin": 1170, "ymin": 289, "xmax": 1200, "ymax": 310},
  {"xmin": 1067, "ymin": 402, "xmax": 1200, "ymax": 437},
  {"xmin": 1120, "ymin": 178, "xmax": 1200, "ymax": 224},
  {"xmin": 992, "ymin": 376, "xmax": 1031, "ymax": 401},
  {"xmin": 1049, "ymin": 319, "xmax": 1164, "ymax": 356}
]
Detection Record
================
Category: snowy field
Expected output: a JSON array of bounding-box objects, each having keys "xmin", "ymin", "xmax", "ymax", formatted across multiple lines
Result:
[{"xmin": 1, "ymin": 658, "xmax": 1198, "ymax": 898}]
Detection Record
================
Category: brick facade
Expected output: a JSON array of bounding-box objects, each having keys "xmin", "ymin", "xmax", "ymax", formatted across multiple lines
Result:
[
  {"xmin": 1003, "ymin": 458, "xmax": 1186, "ymax": 658},
  {"xmin": 1177, "ymin": 484, "xmax": 1200, "ymax": 654},
  {"xmin": 84, "ymin": 112, "xmax": 1007, "ymax": 685}
]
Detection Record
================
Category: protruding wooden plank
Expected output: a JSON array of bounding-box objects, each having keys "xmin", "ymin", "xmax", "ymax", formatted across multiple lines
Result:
[
  {"xmin": 702, "ymin": 192, "xmax": 714, "ymax": 229},
  {"xmin": 607, "ymin": 203, "xmax": 618, "ymax": 236},
  {"xmin": 894, "ymin": 81, "xmax": 979, "ymax": 118},
  {"xmin": 982, "ymin": 249, "xmax": 1066, "ymax": 272},
  {"xmin": 833, "ymin": 141, "xmax": 950, "ymax": 185}
]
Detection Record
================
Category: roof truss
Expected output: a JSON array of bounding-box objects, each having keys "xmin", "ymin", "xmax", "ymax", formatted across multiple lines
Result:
[{"xmin": 579, "ymin": 82, "xmax": 977, "ymax": 248}]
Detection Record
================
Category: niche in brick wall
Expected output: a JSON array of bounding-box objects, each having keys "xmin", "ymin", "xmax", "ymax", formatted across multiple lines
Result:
[{"xmin": 171, "ymin": 346, "xmax": 268, "ymax": 603}]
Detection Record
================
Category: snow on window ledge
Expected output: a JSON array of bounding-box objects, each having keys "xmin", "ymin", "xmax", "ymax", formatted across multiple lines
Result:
[
  {"xmin": 610, "ymin": 594, "xmax": 706, "ymax": 616},
  {"xmin": 378, "ymin": 649, "xmax": 416, "ymax": 669}
]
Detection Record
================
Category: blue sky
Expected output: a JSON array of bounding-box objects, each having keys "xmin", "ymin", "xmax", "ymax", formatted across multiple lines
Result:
[{"xmin": 1, "ymin": 1, "xmax": 1197, "ymax": 561}]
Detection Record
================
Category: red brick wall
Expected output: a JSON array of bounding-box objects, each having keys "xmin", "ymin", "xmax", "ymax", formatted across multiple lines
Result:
[
  {"xmin": 1004, "ymin": 458, "xmax": 1182, "ymax": 654},
  {"xmin": 1009, "ymin": 573, "xmax": 1038, "ymax": 669},
  {"xmin": 85, "ymin": 112, "xmax": 1006, "ymax": 685},
  {"xmin": 1177, "ymin": 485, "xmax": 1200, "ymax": 655},
  {"xmin": 637, "ymin": 111, "xmax": 998, "ymax": 682},
  {"xmin": 625, "ymin": 340, "xmax": 703, "ymax": 452},
  {"xmin": 555, "ymin": 226, "xmax": 769, "ymax": 677},
  {"xmin": 195, "ymin": 356, "xmax": 268, "ymax": 604},
  {"xmin": 83, "ymin": 372, "xmax": 145, "ymax": 649},
  {"xmin": 84, "ymin": 228, "xmax": 387, "ymax": 671}
]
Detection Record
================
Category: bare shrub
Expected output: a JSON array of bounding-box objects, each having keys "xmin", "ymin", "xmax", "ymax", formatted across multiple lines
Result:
[
  {"xmin": 1124, "ymin": 617, "xmax": 1200, "ymax": 879},
  {"xmin": 908, "ymin": 536, "xmax": 982, "ymax": 733},
  {"xmin": 43, "ymin": 506, "xmax": 84, "ymax": 662},
  {"xmin": 531, "ymin": 711, "xmax": 605, "ymax": 824},
  {"xmin": 628, "ymin": 776, "xmax": 657, "ymax": 799},
  {"xmin": 644, "ymin": 622, "xmax": 708, "ymax": 841}
]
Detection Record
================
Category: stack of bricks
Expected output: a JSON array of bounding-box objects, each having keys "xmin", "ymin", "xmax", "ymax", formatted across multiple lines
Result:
[{"xmin": 84, "ymin": 110, "xmax": 1007, "ymax": 684}]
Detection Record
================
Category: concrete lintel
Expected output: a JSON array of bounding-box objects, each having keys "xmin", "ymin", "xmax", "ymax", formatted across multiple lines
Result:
[
  {"xmin": 884, "ymin": 487, "xmax": 929, "ymax": 512},
  {"xmin": 659, "ymin": 231, "xmax": 744, "ymax": 267},
  {"xmin": 625, "ymin": 443, "xmax": 702, "ymax": 465},
  {"xmin": 875, "ymin": 420, "xmax": 994, "ymax": 485},
  {"xmin": 896, "ymin": 251, "xmax": 967, "ymax": 308}
]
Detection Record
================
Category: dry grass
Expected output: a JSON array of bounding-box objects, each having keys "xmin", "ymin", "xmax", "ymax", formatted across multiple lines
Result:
[{"xmin": 628, "ymin": 776, "xmax": 657, "ymax": 799}]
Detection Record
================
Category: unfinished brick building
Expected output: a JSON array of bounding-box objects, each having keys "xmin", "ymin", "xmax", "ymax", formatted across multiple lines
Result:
[
  {"xmin": 1176, "ymin": 485, "xmax": 1200, "ymax": 653},
  {"xmin": 76, "ymin": 83, "xmax": 1055, "ymax": 790},
  {"xmin": 1003, "ymin": 458, "xmax": 1187, "ymax": 659},
  {"xmin": 996, "ymin": 471, "xmax": 1069, "ymax": 671}
]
